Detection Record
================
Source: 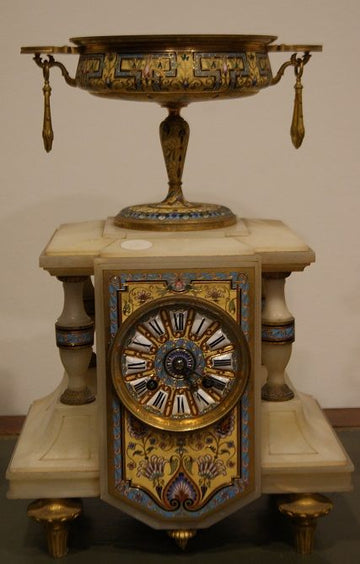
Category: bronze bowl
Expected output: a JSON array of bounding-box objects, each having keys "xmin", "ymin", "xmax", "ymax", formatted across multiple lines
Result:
[
  {"xmin": 21, "ymin": 36, "xmax": 321, "ymax": 231},
  {"xmin": 71, "ymin": 35, "xmax": 277, "ymax": 106}
]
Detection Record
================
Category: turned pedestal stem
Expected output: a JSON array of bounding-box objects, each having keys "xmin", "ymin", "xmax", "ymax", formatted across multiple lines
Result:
[
  {"xmin": 261, "ymin": 273, "xmax": 295, "ymax": 401},
  {"xmin": 159, "ymin": 106, "xmax": 190, "ymax": 205},
  {"xmin": 56, "ymin": 276, "xmax": 95, "ymax": 405}
]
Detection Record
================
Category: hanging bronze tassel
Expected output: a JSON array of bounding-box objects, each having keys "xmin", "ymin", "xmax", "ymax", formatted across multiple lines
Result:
[
  {"xmin": 34, "ymin": 55, "xmax": 54, "ymax": 152},
  {"xmin": 271, "ymin": 52, "xmax": 312, "ymax": 149},
  {"xmin": 291, "ymin": 59, "xmax": 305, "ymax": 149},
  {"xmin": 41, "ymin": 59, "xmax": 54, "ymax": 152}
]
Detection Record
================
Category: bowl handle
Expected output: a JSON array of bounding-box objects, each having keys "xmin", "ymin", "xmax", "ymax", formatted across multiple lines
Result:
[
  {"xmin": 21, "ymin": 47, "xmax": 78, "ymax": 152},
  {"xmin": 269, "ymin": 45, "xmax": 322, "ymax": 148}
]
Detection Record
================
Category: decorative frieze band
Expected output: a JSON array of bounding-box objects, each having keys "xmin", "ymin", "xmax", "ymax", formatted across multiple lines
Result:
[
  {"xmin": 55, "ymin": 323, "xmax": 94, "ymax": 349},
  {"xmin": 262, "ymin": 320, "xmax": 295, "ymax": 344}
]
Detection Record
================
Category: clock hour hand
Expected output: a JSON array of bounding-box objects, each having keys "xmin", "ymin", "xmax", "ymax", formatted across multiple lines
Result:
[
  {"xmin": 182, "ymin": 367, "xmax": 203, "ymax": 390},
  {"xmin": 170, "ymin": 358, "xmax": 200, "ymax": 390}
]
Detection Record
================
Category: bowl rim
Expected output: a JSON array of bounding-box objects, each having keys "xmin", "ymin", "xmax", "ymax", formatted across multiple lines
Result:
[{"xmin": 70, "ymin": 34, "xmax": 278, "ymax": 52}]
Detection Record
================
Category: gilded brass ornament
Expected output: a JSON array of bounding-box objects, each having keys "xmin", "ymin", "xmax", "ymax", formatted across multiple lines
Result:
[
  {"xmin": 278, "ymin": 493, "xmax": 333, "ymax": 554},
  {"xmin": 21, "ymin": 36, "xmax": 321, "ymax": 231},
  {"xmin": 167, "ymin": 529, "xmax": 196, "ymax": 550},
  {"xmin": 27, "ymin": 498, "xmax": 82, "ymax": 558}
]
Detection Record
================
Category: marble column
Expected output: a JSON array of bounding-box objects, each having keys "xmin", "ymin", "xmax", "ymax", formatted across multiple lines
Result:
[
  {"xmin": 261, "ymin": 272, "xmax": 295, "ymax": 401},
  {"xmin": 56, "ymin": 276, "xmax": 95, "ymax": 405}
]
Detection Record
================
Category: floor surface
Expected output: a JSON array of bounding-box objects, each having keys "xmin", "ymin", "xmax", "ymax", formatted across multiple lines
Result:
[{"xmin": 1, "ymin": 430, "xmax": 359, "ymax": 563}]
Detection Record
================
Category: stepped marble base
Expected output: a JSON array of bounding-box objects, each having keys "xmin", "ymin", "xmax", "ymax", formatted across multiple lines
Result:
[
  {"xmin": 262, "ymin": 390, "xmax": 353, "ymax": 493},
  {"xmin": 7, "ymin": 374, "xmax": 353, "ymax": 500},
  {"xmin": 7, "ymin": 369, "xmax": 99, "ymax": 500}
]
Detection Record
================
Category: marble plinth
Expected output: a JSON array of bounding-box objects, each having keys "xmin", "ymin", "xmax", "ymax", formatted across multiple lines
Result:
[
  {"xmin": 262, "ymin": 390, "xmax": 354, "ymax": 493},
  {"xmin": 39, "ymin": 217, "xmax": 315, "ymax": 276},
  {"xmin": 7, "ymin": 369, "xmax": 99, "ymax": 499},
  {"xmin": 7, "ymin": 375, "xmax": 353, "ymax": 499}
]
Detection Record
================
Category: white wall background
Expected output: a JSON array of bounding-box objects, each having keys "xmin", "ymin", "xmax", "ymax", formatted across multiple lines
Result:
[{"xmin": 0, "ymin": 0, "xmax": 359, "ymax": 414}]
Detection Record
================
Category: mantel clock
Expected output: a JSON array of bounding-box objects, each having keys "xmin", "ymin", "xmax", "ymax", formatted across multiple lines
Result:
[{"xmin": 6, "ymin": 34, "xmax": 354, "ymax": 558}]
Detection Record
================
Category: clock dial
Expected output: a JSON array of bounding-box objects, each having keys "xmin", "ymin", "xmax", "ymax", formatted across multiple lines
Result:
[{"xmin": 111, "ymin": 296, "xmax": 250, "ymax": 431}]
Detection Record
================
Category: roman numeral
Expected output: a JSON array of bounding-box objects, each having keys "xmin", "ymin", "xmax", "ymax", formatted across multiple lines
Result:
[
  {"xmin": 207, "ymin": 333, "xmax": 225, "ymax": 349},
  {"xmin": 125, "ymin": 356, "xmax": 147, "ymax": 374},
  {"xmin": 213, "ymin": 358, "xmax": 231, "ymax": 367},
  {"xmin": 145, "ymin": 316, "xmax": 165, "ymax": 337},
  {"xmin": 176, "ymin": 395, "xmax": 185, "ymax": 413},
  {"xmin": 132, "ymin": 340, "xmax": 151, "ymax": 349},
  {"xmin": 148, "ymin": 390, "xmax": 168, "ymax": 412},
  {"xmin": 212, "ymin": 354, "xmax": 233, "ymax": 369},
  {"xmin": 127, "ymin": 361, "xmax": 146, "ymax": 369},
  {"xmin": 191, "ymin": 314, "xmax": 211, "ymax": 337},
  {"xmin": 207, "ymin": 374, "xmax": 229, "ymax": 392},
  {"xmin": 129, "ymin": 332, "xmax": 152, "ymax": 351},
  {"xmin": 149, "ymin": 320, "xmax": 162, "ymax": 335},
  {"xmin": 193, "ymin": 388, "xmax": 215, "ymax": 412},
  {"xmin": 172, "ymin": 394, "xmax": 190, "ymax": 415},
  {"xmin": 194, "ymin": 317, "xmax": 205, "ymax": 335},
  {"xmin": 131, "ymin": 377, "xmax": 148, "ymax": 396},
  {"xmin": 172, "ymin": 311, "xmax": 185, "ymax": 332},
  {"xmin": 207, "ymin": 329, "xmax": 231, "ymax": 351}
]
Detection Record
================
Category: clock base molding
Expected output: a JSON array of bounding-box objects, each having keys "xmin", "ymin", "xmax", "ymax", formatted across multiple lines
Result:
[{"xmin": 7, "ymin": 372, "xmax": 353, "ymax": 499}]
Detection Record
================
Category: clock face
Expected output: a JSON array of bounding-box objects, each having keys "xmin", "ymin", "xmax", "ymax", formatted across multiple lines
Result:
[{"xmin": 111, "ymin": 296, "xmax": 250, "ymax": 431}]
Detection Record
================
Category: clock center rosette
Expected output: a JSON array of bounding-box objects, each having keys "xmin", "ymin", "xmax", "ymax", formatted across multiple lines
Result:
[{"xmin": 157, "ymin": 339, "xmax": 205, "ymax": 386}]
